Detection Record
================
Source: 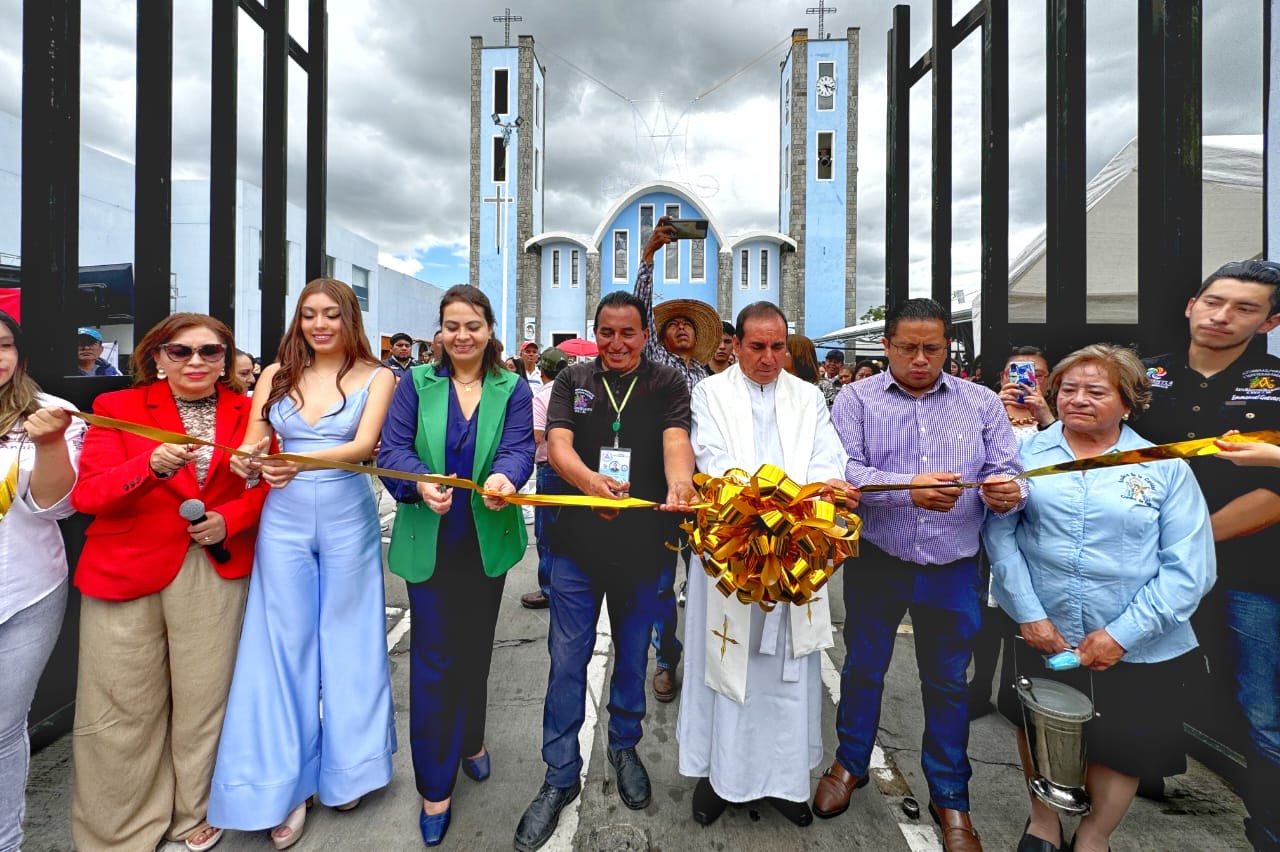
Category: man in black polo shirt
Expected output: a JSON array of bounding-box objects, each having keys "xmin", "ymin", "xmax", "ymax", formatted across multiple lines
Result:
[
  {"xmin": 1134, "ymin": 260, "xmax": 1280, "ymax": 852},
  {"xmin": 513, "ymin": 290, "xmax": 697, "ymax": 852}
]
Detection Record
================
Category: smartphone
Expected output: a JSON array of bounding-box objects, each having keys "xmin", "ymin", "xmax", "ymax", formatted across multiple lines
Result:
[
  {"xmin": 667, "ymin": 218, "xmax": 709, "ymax": 240},
  {"xmin": 1007, "ymin": 360, "xmax": 1038, "ymax": 403}
]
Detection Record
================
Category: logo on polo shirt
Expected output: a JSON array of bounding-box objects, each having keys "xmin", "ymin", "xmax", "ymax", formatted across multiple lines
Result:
[
  {"xmin": 1146, "ymin": 366, "xmax": 1172, "ymax": 389},
  {"xmin": 573, "ymin": 388, "xmax": 595, "ymax": 414},
  {"xmin": 1231, "ymin": 369, "xmax": 1280, "ymax": 402}
]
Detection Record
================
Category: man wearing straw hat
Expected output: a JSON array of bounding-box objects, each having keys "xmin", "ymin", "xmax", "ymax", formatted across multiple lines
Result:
[{"xmin": 634, "ymin": 219, "xmax": 723, "ymax": 705}]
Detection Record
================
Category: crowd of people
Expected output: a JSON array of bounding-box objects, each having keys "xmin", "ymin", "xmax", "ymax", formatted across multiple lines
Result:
[{"xmin": 0, "ymin": 240, "xmax": 1278, "ymax": 852}]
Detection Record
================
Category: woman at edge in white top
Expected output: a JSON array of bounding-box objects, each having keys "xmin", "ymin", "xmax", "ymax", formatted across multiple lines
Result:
[{"xmin": 0, "ymin": 309, "xmax": 84, "ymax": 851}]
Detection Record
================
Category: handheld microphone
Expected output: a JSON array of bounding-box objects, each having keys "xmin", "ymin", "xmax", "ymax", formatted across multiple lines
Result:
[{"xmin": 178, "ymin": 499, "xmax": 232, "ymax": 563}]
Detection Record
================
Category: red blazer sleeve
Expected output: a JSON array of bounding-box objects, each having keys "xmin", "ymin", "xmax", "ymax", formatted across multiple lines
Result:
[{"xmin": 71, "ymin": 389, "xmax": 169, "ymax": 516}]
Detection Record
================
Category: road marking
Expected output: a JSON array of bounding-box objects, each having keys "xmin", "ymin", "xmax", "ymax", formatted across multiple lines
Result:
[
  {"xmin": 386, "ymin": 611, "xmax": 411, "ymax": 653},
  {"xmin": 820, "ymin": 648, "xmax": 942, "ymax": 851},
  {"xmin": 543, "ymin": 606, "xmax": 611, "ymax": 852}
]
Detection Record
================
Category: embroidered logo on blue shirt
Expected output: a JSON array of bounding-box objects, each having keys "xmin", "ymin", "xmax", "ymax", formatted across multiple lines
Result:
[
  {"xmin": 1119, "ymin": 472, "xmax": 1155, "ymax": 506},
  {"xmin": 573, "ymin": 388, "xmax": 595, "ymax": 414}
]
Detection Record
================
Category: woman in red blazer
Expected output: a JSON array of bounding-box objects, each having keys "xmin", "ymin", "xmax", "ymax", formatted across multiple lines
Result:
[{"xmin": 69, "ymin": 313, "xmax": 268, "ymax": 852}]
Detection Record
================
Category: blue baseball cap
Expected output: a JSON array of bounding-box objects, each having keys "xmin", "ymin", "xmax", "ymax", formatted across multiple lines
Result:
[{"xmin": 77, "ymin": 327, "xmax": 104, "ymax": 342}]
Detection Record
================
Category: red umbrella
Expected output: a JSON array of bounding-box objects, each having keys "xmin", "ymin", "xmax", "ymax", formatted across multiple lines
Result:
[{"xmin": 557, "ymin": 338, "xmax": 598, "ymax": 357}]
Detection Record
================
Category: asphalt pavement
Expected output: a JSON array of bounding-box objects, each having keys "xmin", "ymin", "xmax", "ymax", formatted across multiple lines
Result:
[{"xmin": 20, "ymin": 498, "xmax": 1251, "ymax": 851}]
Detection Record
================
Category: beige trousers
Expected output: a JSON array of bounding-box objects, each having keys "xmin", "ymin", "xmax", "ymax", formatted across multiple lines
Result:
[{"xmin": 71, "ymin": 546, "xmax": 248, "ymax": 851}]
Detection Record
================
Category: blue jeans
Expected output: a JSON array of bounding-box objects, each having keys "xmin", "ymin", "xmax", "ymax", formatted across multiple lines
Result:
[
  {"xmin": 533, "ymin": 464, "xmax": 555, "ymax": 596},
  {"xmin": 650, "ymin": 543, "xmax": 683, "ymax": 672},
  {"xmin": 0, "ymin": 581, "xmax": 68, "ymax": 852},
  {"xmin": 835, "ymin": 553, "xmax": 981, "ymax": 812},
  {"xmin": 1226, "ymin": 590, "xmax": 1280, "ymax": 850},
  {"xmin": 541, "ymin": 552, "xmax": 656, "ymax": 788}
]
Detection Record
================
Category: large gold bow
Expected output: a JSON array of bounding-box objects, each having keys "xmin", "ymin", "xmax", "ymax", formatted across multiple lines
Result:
[{"xmin": 682, "ymin": 463, "xmax": 860, "ymax": 610}]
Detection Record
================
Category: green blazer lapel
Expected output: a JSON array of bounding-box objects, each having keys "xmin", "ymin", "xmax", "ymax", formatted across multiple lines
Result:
[
  {"xmin": 472, "ymin": 369, "xmax": 517, "ymax": 480},
  {"xmin": 412, "ymin": 365, "xmax": 449, "ymax": 474}
]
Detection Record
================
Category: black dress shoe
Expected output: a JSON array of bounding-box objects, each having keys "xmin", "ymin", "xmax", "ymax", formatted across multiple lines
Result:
[
  {"xmin": 1017, "ymin": 817, "xmax": 1061, "ymax": 852},
  {"xmin": 767, "ymin": 797, "xmax": 813, "ymax": 827},
  {"xmin": 513, "ymin": 781, "xmax": 581, "ymax": 852},
  {"xmin": 692, "ymin": 778, "xmax": 727, "ymax": 826},
  {"xmin": 606, "ymin": 747, "xmax": 651, "ymax": 809}
]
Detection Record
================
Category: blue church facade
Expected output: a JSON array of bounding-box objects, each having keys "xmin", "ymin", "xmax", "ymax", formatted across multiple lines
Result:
[{"xmin": 471, "ymin": 27, "xmax": 858, "ymax": 352}]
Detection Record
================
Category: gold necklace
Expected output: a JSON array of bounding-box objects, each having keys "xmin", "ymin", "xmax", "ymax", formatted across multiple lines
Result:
[
  {"xmin": 452, "ymin": 372, "xmax": 483, "ymax": 392},
  {"xmin": 1008, "ymin": 415, "xmax": 1038, "ymax": 427}
]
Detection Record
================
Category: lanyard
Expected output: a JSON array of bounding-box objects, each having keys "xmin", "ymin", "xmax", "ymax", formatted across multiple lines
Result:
[{"xmin": 601, "ymin": 374, "xmax": 639, "ymax": 448}]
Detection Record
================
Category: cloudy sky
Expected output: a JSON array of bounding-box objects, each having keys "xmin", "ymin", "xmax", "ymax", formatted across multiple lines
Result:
[{"xmin": 0, "ymin": 0, "xmax": 1265, "ymax": 315}]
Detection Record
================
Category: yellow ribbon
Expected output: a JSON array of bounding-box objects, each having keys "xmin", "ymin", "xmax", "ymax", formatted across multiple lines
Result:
[
  {"xmin": 681, "ymin": 463, "xmax": 861, "ymax": 610},
  {"xmin": 859, "ymin": 430, "xmax": 1280, "ymax": 491},
  {"xmin": 70, "ymin": 410, "xmax": 658, "ymax": 509},
  {"xmin": 71, "ymin": 408, "xmax": 1280, "ymax": 603}
]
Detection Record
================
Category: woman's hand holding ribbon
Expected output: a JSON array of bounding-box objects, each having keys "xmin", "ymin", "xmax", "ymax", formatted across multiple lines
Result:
[
  {"xmin": 418, "ymin": 478, "xmax": 454, "ymax": 515},
  {"xmin": 230, "ymin": 437, "xmax": 270, "ymax": 481},
  {"xmin": 260, "ymin": 457, "xmax": 301, "ymax": 489},
  {"xmin": 24, "ymin": 406, "xmax": 72, "ymax": 444},
  {"xmin": 481, "ymin": 473, "xmax": 516, "ymax": 511},
  {"xmin": 150, "ymin": 442, "xmax": 196, "ymax": 477}
]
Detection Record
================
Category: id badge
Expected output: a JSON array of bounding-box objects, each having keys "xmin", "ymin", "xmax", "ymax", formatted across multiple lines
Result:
[{"xmin": 598, "ymin": 446, "xmax": 632, "ymax": 485}]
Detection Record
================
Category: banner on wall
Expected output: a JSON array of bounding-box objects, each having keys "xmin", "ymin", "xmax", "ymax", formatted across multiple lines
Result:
[{"xmin": 523, "ymin": 316, "xmax": 536, "ymax": 342}]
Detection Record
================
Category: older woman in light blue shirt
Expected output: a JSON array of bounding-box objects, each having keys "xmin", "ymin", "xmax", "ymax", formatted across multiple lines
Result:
[{"xmin": 983, "ymin": 344, "xmax": 1215, "ymax": 852}]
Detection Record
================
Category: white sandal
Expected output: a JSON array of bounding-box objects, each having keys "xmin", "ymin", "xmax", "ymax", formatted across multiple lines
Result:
[
  {"xmin": 271, "ymin": 798, "xmax": 311, "ymax": 850},
  {"xmin": 184, "ymin": 823, "xmax": 223, "ymax": 852}
]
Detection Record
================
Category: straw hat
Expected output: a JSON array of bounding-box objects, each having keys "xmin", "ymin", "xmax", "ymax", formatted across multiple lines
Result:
[{"xmin": 652, "ymin": 299, "xmax": 722, "ymax": 364}]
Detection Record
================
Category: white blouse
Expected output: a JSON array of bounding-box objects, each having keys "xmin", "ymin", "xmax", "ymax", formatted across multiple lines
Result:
[{"xmin": 0, "ymin": 393, "xmax": 86, "ymax": 624}]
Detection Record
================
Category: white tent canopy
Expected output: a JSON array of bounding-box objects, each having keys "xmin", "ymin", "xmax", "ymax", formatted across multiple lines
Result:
[{"xmin": 1007, "ymin": 134, "xmax": 1263, "ymax": 324}]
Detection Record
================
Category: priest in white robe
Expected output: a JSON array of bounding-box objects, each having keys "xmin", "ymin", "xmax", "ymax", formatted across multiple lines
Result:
[{"xmin": 676, "ymin": 301, "xmax": 857, "ymax": 827}]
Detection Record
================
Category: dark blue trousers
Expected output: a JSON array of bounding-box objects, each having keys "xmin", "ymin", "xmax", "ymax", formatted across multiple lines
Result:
[
  {"xmin": 541, "ymin": 551, "xmax": 656, "ymax": 788},
  {"xmin": 835, "ymin": 548, "xmax": 982, "ymax": 812},
  {"xmin": 406, "ymin": 539, "xmax": 506, "ymax": 802}
]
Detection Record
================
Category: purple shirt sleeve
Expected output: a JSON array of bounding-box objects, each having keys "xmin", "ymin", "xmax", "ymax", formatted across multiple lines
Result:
[{"xmin": 377, "ymin": 372, "xmax": 430, "ymax": 503}]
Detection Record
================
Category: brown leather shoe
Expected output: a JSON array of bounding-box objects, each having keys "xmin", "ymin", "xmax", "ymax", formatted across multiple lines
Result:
[
  {"xmin": 812, "ymin": 760, "xmax": 868, "ymax": 818},
  {"xmin": 520, "ymin": 591, "xmax": 549, "ymax": 609},
  {"xmin": 652, "ymin": 668, "xmax": 676, "ymax": 703},
  {"xmin": 928, "ymin": 802, "xmax": 983, "ymax": 852}
]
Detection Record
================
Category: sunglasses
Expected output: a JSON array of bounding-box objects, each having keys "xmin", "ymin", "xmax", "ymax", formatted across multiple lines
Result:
[{"xmin": 155, "ymin": 342, "xmax": 227, "ymax": 362}]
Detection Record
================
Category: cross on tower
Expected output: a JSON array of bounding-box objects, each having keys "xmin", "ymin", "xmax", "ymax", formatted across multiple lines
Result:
[
  {"xmin": 492, "ymin": 7, "xmax": 522, "ymax": 47},
  {"xmin": 481, "ymin": 185, "xmax": 513, "ymax": 251},
  {"xmin": 805, "ymin": 0, "xmax": 837, "ymax": 39}
]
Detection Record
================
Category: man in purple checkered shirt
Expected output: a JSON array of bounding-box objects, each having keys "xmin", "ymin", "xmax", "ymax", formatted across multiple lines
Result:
[{"xmin": 816, "ymin": 298, "xmax": 1025, "ymax": 852}]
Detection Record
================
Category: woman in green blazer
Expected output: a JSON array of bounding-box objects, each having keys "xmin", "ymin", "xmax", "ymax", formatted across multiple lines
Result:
[{"xmin": 378, "ymin": 285, "xmax": 534, "ymax": 846}]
